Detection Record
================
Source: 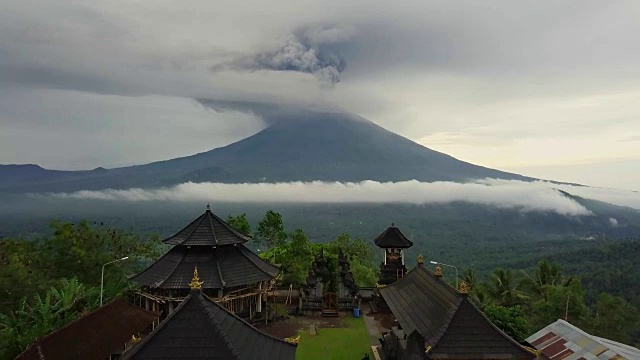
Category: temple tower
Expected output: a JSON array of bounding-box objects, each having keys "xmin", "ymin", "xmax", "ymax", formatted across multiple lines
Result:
[{"xmin": 373, "ymin": 223, "xmax": 413, "ymax": 285}]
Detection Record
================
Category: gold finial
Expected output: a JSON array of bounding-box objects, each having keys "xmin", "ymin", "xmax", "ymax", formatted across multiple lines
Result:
[
  {"xmin": 459, "ymin": 281, "xmax": 468, "ymax": 294},
  {"xmin": 417, "ymin": 255, "xmax": 424, "ymax": 265},
  {"xmin": 285, "ymin": 335, "xmax": 301, "ymax": 344},
  {"xmin": 189, "ymin": 265, "xmax": 204, "ymax": 289},
  {"xmin": 435, "ymin": 265, "xmax": 442, "ymax": 277}
]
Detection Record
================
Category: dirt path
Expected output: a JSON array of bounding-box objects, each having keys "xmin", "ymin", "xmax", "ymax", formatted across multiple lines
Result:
[{"xmin": 258, "ymin": 315, "xmax": 347, "ymax": 339}]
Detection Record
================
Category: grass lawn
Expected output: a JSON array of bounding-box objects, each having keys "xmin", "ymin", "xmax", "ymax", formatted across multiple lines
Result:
[{"xmin": 295, "ymin": 317, "xmax": 375, "ymax": 360}]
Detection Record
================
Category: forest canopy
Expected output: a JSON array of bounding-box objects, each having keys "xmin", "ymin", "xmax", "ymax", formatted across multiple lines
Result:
[{"xmin": 1, "ymin": 210, "xmax": 639, "ymax": 359}]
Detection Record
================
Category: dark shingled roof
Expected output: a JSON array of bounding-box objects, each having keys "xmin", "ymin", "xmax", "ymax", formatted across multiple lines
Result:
[
  {"xmin": 130, "ymin": 206, "xmax": 279, "ymax": 290},
  {"xmin": 379, "ymin": 266, "xmax": 535, "ymax": 359},
  {"xmin": 163, "ymin": 207, "xmax": 250, "ymax": 246},
  {"xmin": 121, "ymin": 289, "xmax": 297, "ymax": 360},
  {"xmin": 130, "ymin": 244, "xmax": 279, "ymax": 290},
  {"xmin": 16, "ymin": 299, "xmax": 159, "ymax": 360},
  {"xmin": 374, "ymin": 224, "xmax": 414, "ymax": 248}
]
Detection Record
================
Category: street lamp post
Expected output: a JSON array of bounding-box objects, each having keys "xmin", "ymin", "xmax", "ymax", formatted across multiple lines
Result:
[
  {"xmin": 430, "ymin": 260, "xmax": 458, "ymax": 290},
  {"xmin": 100, "ymin": 256, "xmax": 129, "ymax": 306}
]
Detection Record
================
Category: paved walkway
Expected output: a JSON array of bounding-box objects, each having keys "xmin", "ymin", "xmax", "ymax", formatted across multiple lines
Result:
[{"xmin": 361, "ymin": 303, "xmax": 386, "ymax": 360}]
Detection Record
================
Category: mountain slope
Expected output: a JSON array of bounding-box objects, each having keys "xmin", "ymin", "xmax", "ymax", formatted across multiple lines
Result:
[{"xmin": 2, "ymin": 111, "xmax": 531, "ymax": 193}]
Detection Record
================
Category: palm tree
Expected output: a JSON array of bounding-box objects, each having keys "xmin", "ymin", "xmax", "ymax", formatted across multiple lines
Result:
[
  {"xmin": 486, "ymin": 268, "xmax": 528, "ymax": 307},
  {"xmin": 462, "ymin": 269, "xmax": 489, "ymax": 307},
  {"xmin": 521, "ymin": 260, "xmax": 574, "ymax": 302}
]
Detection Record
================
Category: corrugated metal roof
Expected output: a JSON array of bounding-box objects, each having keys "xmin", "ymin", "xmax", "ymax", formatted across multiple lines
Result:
[{"xmin": 526, "ymin": 319, "xmax": 640, "ymax": 360}]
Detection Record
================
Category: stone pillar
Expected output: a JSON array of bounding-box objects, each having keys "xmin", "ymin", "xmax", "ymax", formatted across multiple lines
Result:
[
  {"xmin": 401, "ymin": 249, "xmax": 405, "ymax": 265},
  {"xmin": 384, "ymin": 249, "xmax": 387, "ymax": 265},
  {"xmin": 145, "ymin": 298, "xmax": 150, "ymax": 311},
  {"xmin": 168, "ymin": 301, "xmax": 174, "ymax": 314}
]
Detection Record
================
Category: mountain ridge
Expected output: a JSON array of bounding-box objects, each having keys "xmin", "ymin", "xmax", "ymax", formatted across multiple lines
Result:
[{"xmin": 0, "ymin": 111, "xmax": 534, "ymax": 193}]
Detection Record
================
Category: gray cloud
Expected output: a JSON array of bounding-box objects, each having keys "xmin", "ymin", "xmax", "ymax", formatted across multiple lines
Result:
[
  {"xmin": 49, "ymin": 179, "xmax": 598, "ymax": 216},
  {"xmin": 0, "ymin": 0, "xmax": 639, "ymax": 189},
  {"xmin": 0, "ymin": 65, "xmax": 125, "ymax": 95}
]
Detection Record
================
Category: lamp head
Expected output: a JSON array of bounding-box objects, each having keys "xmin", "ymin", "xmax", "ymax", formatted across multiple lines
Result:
[{"xmin": 430, "ymin": 261, "xmax": 438, "ymax": 265}]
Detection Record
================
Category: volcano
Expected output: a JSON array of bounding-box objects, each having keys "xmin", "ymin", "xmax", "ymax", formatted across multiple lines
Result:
[{"xmin": 0, "ymin": 111, "xmax": 530, "ymax": 193}]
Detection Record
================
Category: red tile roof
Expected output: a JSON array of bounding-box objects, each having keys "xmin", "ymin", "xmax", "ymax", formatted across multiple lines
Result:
[{"xmin": 16, "ymin": 299, "xmax": 159, "ymax": 360}]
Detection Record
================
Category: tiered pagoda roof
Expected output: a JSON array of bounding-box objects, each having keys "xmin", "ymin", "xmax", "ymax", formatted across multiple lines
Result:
[
  {"xmin": 162, "ymin": 205, "xmax": 250, "ymax": 246},
  {"xmin": 121, "ymin": 286, "xmax": 297, "ymax": 360},
  {"xmin": 130, "ymin": 206, "xmax": 279, "ymax": 290},
  {"xmin": 374, "ymin": 223, "xmax": 414, "ymax": 248},
  {"xmin": 378, "ymin": 265, "xmax": 535, "ymax": 359}
]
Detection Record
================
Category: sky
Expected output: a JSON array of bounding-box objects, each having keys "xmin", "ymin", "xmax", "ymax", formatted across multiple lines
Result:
[{"xmin": 1, "ymin": 0, "xmax": 639, "ymax": 190}]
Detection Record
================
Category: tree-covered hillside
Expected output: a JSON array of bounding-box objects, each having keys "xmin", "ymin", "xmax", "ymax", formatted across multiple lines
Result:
[{"xmin": 2, "ymin": 212, "xmax": 638, "ymax": 359}]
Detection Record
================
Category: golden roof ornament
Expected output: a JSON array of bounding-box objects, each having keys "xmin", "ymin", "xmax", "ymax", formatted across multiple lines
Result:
[
  {"xmin": 434, "ymin": 265, "xmax": 443, "ymax": 277},
  {"xmin": 189, "ymin": 265, "xmax": 204, "ymax": 290},
  {"xmin": 417, "ymin": 255, "xmax": 424, "ymax": 265},
  {"xmin": 459, "ymin": 281, "xmax": 468, "ymax": 294},
  {"xmin": 284, "ymin": 335, "xmax": 300, "ymax": 344}
]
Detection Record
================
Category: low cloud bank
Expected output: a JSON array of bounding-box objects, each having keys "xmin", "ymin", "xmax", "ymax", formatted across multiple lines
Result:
[{"xmin": 48, "ymin": 179, "xmax": 607, "ymax": 216}]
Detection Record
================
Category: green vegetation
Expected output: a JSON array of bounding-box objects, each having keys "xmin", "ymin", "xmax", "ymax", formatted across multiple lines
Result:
[
  {"xmin": 465, "ymin": 260, "xmax": 640, "ymax": 345},
  {"xmin": 0, "ymin": 221, "xmax": 163, "ymax": 359},
  {"xmin": 295, "ymin": 317, "xmax": 374, "ymax": 360},
  {"xmin": 226, "ymin": 213, "xmax": 251, "ymax": 236},
  {"xmin": 1, "ymin": 207, "xmax": 639, "ymax": 359},
  {"xmin": 242, "ymin": 210, "xmax": 378, "ymax": 287},
  {"xmin": 0, "ymin": 278, "xmax": 99, "ymax": 357}
]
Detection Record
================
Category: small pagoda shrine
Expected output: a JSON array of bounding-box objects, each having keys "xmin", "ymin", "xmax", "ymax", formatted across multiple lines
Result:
[
  {"xmin": 130, "ymin": 205, "xmax": 280, "ymax": 321},
  {"xmin": 373, "ymin": 223, "xmax": 413, "ymax": 285}
]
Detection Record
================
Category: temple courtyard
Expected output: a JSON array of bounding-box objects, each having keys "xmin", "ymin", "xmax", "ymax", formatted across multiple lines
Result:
[{"xmin": 258, "ymin": 307, "xmax": 377, "ymax": 360}]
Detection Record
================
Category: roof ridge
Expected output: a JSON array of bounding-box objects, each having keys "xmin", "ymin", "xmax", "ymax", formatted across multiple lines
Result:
[
  {"xmin": 463, "ymin": 299, "xmax": 536, "ymax": 356},
  {"xmin": 198, "ymin": 292, "xmax": 297, "ymax": 348},
  {"xmin": 210, "ymin": 211, "xmax": 251, "ymax": 242},
  {"xmin": 121, "ymin": 294, "xmax": 195, "ymax": 359},
  {"xmin": 214, "ymin": 248, "xmax": 226, "ymax": 288},
  {"xmin": 427, "ymin": 297, "xmax": 464, "ymax": 346},
  {"xmin": 391, "ymin": 266, "xmax": 458, "ymax": 296},
  {"xmin": 237, "ymin": 245, "xmax": 278, "ymax": 278},
  {"xmin": 162, "ymin": 212, "xmax": 205, "ymax": 244},
  {"xmin": 553, "ymin": 319, "xmax": 634, "ymax": 356},
  {"xmin": 197, "ymin": 294, "xmax": 241, "ymax": 359},
  {"xmin": 153, "ymin": 249, "xmax": 187, "ymax": 288},
  {"xmin": 207, "ymin": 211, "xmax": 218, "ymax": 246},
  {"xmin": 178, "ymin": 212, "xmax": 208, "ymax": 245},
  {"xmin": 128, "ymin": 246, "xmax": 175, "ymax": 281}
]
